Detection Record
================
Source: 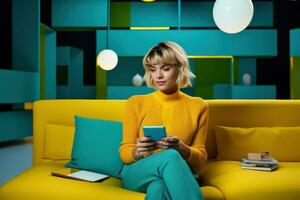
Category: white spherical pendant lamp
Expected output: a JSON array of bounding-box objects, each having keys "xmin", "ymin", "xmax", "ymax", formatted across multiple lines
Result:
[
  {"xmin": 213, "ymin": 0, "xmax": 254, "ymax": 34},
  {"xmin": 96, "ymin": 49, "xmax": 118, "ymax": 71}
]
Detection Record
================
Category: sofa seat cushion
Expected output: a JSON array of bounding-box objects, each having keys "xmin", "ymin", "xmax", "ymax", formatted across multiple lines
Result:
[
  {"xmin": 0, "ymin": 164, "xmax": 144, "ymax": 200},
  {"xmin": 199, "ymin": 160, "xmax": 300, "ymax": 200},
  {"xmin": 0, "ymin": 164, "xmax": 223, "ymax": 200}
]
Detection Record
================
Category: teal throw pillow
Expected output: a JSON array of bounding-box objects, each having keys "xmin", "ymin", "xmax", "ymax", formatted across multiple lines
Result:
[{"xmin": 65, "ymin": 115, "xmax": 124, "ymax": 178}]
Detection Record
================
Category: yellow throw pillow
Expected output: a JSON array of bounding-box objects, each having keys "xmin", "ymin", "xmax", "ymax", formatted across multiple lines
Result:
[
  {"xmin": 215, "ymin": 126, "xmax": 300, "ymax": 161},
  {"xmin": 44, "ymin": 124, "xmax": 75, "ymax": 160}
]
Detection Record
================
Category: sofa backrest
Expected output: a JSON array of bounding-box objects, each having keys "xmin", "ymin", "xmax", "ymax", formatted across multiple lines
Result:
[
  {"xmin": 33, "ymin": 99, "xmax": 300, "ymax": 165},
  {"xmin": 206, "ymin": 100, "xmax": 300, "ymax": 159}
]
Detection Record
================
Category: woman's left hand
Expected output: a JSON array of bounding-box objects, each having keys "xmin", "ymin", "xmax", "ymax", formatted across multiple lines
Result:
[
  {"xmin": 156, "ymin": 136, "xmax": 180, "ymax": 149},
  {"xmin": 157, "ymin": 136, "xmax": 191, "ymax": 160}
]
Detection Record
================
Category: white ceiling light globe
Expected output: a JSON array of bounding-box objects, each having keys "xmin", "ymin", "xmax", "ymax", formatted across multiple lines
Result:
[
  {"xmin": 213, "ymin": 0, "xmax": 254, "ymax": 34},
  {"xmin": 96, "ymin": 49, "xmax": 118, "ymax": 71}
]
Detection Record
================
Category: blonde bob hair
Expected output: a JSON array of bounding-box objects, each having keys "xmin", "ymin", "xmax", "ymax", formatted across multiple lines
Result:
[{"xmin": 143, "ymin": 41, "xmax": 195, "ymax": 88}]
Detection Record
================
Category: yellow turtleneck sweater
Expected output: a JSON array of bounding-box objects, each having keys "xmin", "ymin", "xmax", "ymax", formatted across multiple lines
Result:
[{"xmin": 119, "ymin": 89, "xmax": 208, "ymax": 173}]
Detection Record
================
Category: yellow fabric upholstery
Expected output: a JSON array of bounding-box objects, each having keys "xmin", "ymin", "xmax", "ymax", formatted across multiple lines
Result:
[
  {"xmin": 215, "ymin": 126, "xmax": 300, "ymax": 161},
  {"xmin": 44, "ymin": 124, "xmax": 75, "ymax": 160},
  {"xmin": 1, "ymin": 99, "xmax": 300, "ymax": 200},
  {"xmin": 199, "ymin": 161, "xmax": 300, "ymax": 200}
]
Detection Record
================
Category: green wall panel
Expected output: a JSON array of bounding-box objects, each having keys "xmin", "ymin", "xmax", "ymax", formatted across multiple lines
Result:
[
  {"xmin": 290, "ymin": 57, "xmax": 300, "ymax": 99},
  {"xmin": 0, "ymin": 111, "xmax": 32, "ymax": 142},
  {"xmin": 0, "ymin": 70, "xmax": 39, "ymax": 103},
  {"xmin": 195, "ymin": 58, "xmax": 231, "ymax": 85},
  {"xmin": 111, "ymin": 2, "xmax": 130, "ymax": 28},
  {"xmin": 195, "ymin": 85, "xmax": 214, "ymax": 99},
  {"xmin": 105, "ymin": 30, "xmax": 277, "ymax": 57},
  {"xmin": 52, "ymin": 0, "xmax": 107, "ymax": 28}
]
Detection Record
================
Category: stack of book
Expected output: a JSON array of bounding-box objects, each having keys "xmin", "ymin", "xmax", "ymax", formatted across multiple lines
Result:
[{"xmin": 240, "ymin": 152, "xmax": 279, "ymax": 171}]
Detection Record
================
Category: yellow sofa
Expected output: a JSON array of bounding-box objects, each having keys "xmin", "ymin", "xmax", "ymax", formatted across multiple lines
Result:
[{"xmin": 1, "ymin": 100, "xmax": 300, "ymax": 200}]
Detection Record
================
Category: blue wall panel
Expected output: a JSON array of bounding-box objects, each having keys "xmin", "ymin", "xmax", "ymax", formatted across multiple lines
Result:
[
  {"xmin": 57, "ymin": 47, "xmax": 70, "ymax": 66},
  {"xmin": 232, "ymin": 85, "xmax": 276, "ymax": 99},
  {"xmin": 107, "ymin": 57, "xmax": 144, "ymax": 86},
  {"xmin": 105, "ymin": 30, "xmax": 277, "ymax": 57},
  {"xmin": 0, "ymin": 111, "xmax": 32, "ymax": 142},
  {"xmin": 214, "ymin": 84, "xmax": 232, "ymax": 99},
  {"xmin": 45, "ymin": 27, "xmax": 57, "ymax": 99},
  {"xmin": 57, "ymin": 47, "xmax": 95, "ymax": 99},
  {"xmin": 12, "ymin": 0, "xmax": 40, "ymax": 72},
  {"xmin": 0, "ymin": 70, "xmax": 39, "ymax": 103},
  {"xmin": 131, "ymin": 2, "xmax": 177, "ymax": 27},
  {"xmin": 181, "ymin": 1, "xmax": 273, "ymax": 28},
  {"xmin": 52, "ymin": 0, "xmax": 107, "ymax": 28},
  {"xmin": 290, "ymin": 28, "xmax": 300, "ymax": 56},
  {"xmin": 238, "ymin": 58, "xmax": 257, "ymax": 85},
  {"xmin": 107, "ymin": 86, "xmax": 154, "ymax": 99}
]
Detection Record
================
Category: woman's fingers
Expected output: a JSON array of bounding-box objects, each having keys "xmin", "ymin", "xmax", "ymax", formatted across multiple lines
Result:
[
  {"xmin": 138, "ymin": 137, "xmax": 153, "ymax": 143},
  {"xmin": 157, "ymin": 138, "xmax": 179, "ymax": 148},
  {"xmin": 137, "ymin": 141, "xmax": 156, "ymax": 147}
]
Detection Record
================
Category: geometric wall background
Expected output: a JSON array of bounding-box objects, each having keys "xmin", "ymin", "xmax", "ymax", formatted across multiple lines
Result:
[{"xmin": 2, "ymin": 0, "xmax": 300, "ymax": 141}]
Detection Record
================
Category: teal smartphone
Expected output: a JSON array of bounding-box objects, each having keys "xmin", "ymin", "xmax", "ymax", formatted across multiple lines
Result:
[{"xmin": 143, "ymin": 126, "xmax": 166, "ymax": 141}]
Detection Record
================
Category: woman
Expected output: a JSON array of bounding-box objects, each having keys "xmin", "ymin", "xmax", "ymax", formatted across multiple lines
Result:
[{"xmin": 119, "ymin": 41, "xmax": 208, "ymax": 200}]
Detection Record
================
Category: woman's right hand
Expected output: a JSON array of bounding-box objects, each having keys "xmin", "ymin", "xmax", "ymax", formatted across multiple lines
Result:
[{"xmin": 133, "ymin": 137, "xmax": 157, "ymax": 160}]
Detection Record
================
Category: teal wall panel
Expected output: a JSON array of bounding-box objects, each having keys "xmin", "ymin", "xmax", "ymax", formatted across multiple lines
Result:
[
  {"xmin": 214, "ymin": 84, "xmax": 232, "ymax": 99},
  {"xmin": 69, "ymin": 48, "xmax": 84, "ymax": 95},
  {"xmin": 0, "ymin": 70, "xmax": 39, "ymax": 103},
  {"xmin": 0, "ymin": 111, "xmax": 32, "ymax": 142},
  {"xmin": 52, "ymin": 0, "xmax": 107, "ymax": 28},
  {"xmin": 57, "ymin": 47, "xmax": 70, "ymax": 66},
  {"xmin": 107, "ymin": 86, "xmax": 154, "ymax": 99},
  {"xmin": 249, "ymin": 2, "xmax": 274, "ymax": 27},
  {"xmin": 45, "ymin": 29, "xmax": 57, "ymax": 99},
  {"xmin": 57, "ymin": 86, "xmax": 70, "ymax": 99},
  {"xmin": 107, "ymin": 57, "xmax": 144, "ymax": 86},
  {"xmin": 181, "ymin": 2, "xmax": 273, "ymax": 28},
  {"xmin": 290, "ymin": 28, "xmax": 300, "ymax": 56},
  {"xmin": 12, "ymin": 0, "xmax": 40, "ymax": 72},
  {"xmin": 238, "ymin": 58, "xmax": 257, "ymax": 85},
  {"xmin": 131, "ymin": 2, "xmax": 177, "ymax": 27},
  {"xmin": 57, "ymin": 47, "xmax": 95, "ymax": 99},
  {"xmin": 105, "ymin": 30, "xmax": 277, "ymax": 57},
  {"xmin": 232, "ymin": 85, "xmax": 276, "ymax": 99}
]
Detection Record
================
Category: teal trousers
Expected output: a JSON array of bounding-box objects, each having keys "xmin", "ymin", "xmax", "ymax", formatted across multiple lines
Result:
[{"xmin": 121, "ymin": 149, "xmax": 203, "ymax": 200}]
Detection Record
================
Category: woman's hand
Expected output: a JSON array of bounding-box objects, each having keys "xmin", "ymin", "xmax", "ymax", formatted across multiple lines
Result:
[
  {"xmin": 133, "ymin": 137, "xmax": 157, "ymax": 160},
  {"xmin": 157, "ymin": 136, "xmax": 191, "ymax": 160}
]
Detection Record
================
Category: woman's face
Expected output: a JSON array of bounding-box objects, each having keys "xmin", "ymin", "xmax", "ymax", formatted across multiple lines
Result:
[{"xmin": 149, "ymin": 64, "xmax": 179, "ymax": 94}]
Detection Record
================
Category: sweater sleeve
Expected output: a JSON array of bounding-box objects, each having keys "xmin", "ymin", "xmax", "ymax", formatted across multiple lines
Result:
[
  {"xmin": 186, "ymin": 100, "xmax": 209, "ymax": 172},
  {"xmin": 119, "ymin": 97, "xmax": 139, "ymax": 164}
]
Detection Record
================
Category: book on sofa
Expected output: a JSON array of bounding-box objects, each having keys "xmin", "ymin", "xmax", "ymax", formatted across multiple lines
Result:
[
  {"xmin": 51, "ymin": 168, "xmax": 109, "ymax": 182},
  {"xmin": 240, "ymin": 152, "xmax": 279, "ymax": 171}
]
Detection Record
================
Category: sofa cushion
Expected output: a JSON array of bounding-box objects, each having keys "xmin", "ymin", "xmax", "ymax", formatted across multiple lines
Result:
[
  {"xmin": 0, "ymin": 164, "xmax": 223, "ymax": 200},
  {"xmin": 65, "ymin": 116, "xmax": 124, "ymax": 178},
  {"xmin": 0, "ymin": 164, "xmax": 144, "ymax": 200},
  {"xmin": 215, "ymin": 126, "xmax": 300, "ymax": 161},
  {"xmin": 44, "ymin": 124, "xmax": 75, "ymax": 160},
  {"xmin": 199, "ymin": 160, "xmax": 300, "ymax": 200}
]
